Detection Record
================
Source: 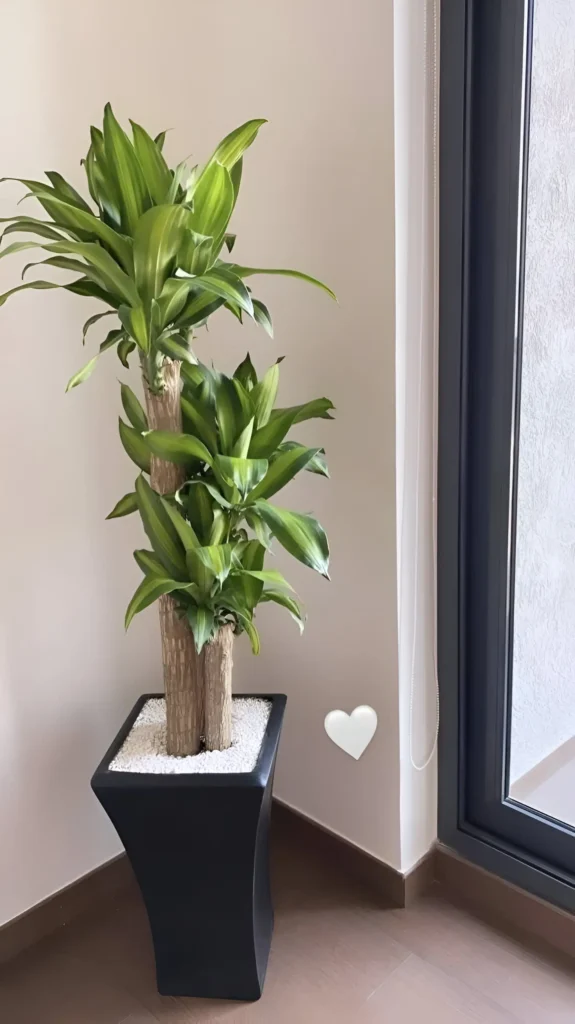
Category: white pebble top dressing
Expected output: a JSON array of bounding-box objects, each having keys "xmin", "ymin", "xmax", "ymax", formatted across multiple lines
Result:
[{"xmin": 109, "ymin": 697, "xmax": 272, "ymax": 774}]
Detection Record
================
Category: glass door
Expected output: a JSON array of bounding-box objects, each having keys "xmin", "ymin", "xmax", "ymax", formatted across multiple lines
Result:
[
  {"xmin": 508, "ymin": 0, "xmax": 575, "ymax": 833},
  {"xmin": 439, "ymin": 0, "xmax": 575, "ymax": 912}
]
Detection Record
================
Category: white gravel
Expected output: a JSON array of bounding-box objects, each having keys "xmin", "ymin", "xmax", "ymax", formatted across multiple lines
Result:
[{"xmin": 109, "ymin": 697, "xmax": 271, "ymax": 774}]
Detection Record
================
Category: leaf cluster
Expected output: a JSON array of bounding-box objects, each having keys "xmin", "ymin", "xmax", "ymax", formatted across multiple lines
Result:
[
  {"xmin": 0, "ymin": 106, "xmax": 336, "ymax": 654},
  {"xmin": 0, "ymin": 106, "xmax": 335, "ymax": 391},
  {"xmin": 111, "ymin": 356, "xmax": 334, "ymax": 652}
]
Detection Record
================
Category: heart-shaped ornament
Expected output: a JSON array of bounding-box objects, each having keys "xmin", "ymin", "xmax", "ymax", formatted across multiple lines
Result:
[{"xmin": 324, "ymin": 705, "xmax": 378, "ymax": 760}]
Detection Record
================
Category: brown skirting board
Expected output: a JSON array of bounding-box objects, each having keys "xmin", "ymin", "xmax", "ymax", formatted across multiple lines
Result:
[
  {"xmin": 272, "ymin": 800, "xmax": 435, "ymax": 908},
  {"xmin": 435, "ymin": 843, "xmax": 575, "ymax": 960},
  {"xmin": 0, "ymin": 854, "xmax": 134, "ymax": 965},
  {"xmin": 2, "ymin": 802, "xmax": 574, "ymax": 965}
]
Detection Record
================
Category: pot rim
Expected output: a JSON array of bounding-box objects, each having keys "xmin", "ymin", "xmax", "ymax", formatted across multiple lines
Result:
[{"xmin": 91, "ymin": 692, "xmax": 287, "ymax": 790}]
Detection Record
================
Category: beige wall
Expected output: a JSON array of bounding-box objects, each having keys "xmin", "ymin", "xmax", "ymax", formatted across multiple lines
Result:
[{"xmin": 0, "ymin": 0, "xmax": 437, "ymax": 926}]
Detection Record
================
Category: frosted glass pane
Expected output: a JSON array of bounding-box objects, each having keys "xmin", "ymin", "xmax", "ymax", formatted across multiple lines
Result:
[{"xmin": 509, "ymin": 0, "xmax": 575, "ymax": 827}]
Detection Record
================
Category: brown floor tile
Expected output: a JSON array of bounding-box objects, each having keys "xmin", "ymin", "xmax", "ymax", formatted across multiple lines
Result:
[
  {"xmin": 382, "ymin": 892, "xmax": 575, "ymax": 1023},
  {"xmin": 365, "ymin": 952, "xmax": 520, "ymax": 1022},
  {"xmin": 1, "ymin": 829, "xmax": 575, "ymax": 1024}
]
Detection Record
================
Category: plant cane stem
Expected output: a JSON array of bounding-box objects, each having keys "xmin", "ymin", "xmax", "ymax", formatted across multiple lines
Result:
[
  {"xmin": 142, "ymin": 358, "xmax": 204, "ymax": 756},
  {"xmin": 203, "ymin": 624, "xmax": 234, "ymax": 751}
]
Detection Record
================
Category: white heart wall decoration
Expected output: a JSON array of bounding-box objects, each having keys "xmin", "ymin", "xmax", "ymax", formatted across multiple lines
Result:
[{"xmin": 324, "ymin": 706, "xmax": 378, "ymax": 760}]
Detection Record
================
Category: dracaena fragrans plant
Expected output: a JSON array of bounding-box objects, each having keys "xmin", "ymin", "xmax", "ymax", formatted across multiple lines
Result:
[{"xmin": 0, "ymin": 105, "xmax": 334, "ymax": 756}]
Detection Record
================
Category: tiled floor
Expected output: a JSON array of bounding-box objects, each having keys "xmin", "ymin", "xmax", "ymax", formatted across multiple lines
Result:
[{"xmin": 1, "ymin": 824, "xmax": 574, "ymax": 1023}]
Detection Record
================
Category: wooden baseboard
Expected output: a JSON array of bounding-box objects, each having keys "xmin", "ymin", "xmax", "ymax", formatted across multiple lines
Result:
[
  {"xmin": 436, "ymin": 844, "xmax": 575, "ymax": 960},
  {"xmin": 0, "ymin": 854, "xmax": 134, "ymax": 965},
  {"xmin": 272, "ymin": 800, "xmax": 435, "ymax": 908},
  {"xmin": 4, "ymin": 802, "xmax": 572, "ymax": 967}
]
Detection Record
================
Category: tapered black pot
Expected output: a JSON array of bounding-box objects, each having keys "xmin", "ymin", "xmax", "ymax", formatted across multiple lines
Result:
[{"xmin": 91, "ymin": 692, "xmax": 286, "ymax": 1001}]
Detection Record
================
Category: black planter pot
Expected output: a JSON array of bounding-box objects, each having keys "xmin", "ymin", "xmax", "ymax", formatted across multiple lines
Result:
[{"xmin": 91, "ymin": 692, "xmax": 286, "ymax": 1001}]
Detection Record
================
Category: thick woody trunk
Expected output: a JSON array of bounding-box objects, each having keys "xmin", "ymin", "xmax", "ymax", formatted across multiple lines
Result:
[
  {"xmin": 142, "ymin": 358, "xmax": 204, "ymax": 756},
  {"xmin": 203, "ymin": 624, "xmax": 234, "ymax": 751}
]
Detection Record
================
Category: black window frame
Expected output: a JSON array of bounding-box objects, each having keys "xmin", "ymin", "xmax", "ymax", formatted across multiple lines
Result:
[{"xmin": 438, "ymin": 0, "xmax": 575, "ymax": 912}]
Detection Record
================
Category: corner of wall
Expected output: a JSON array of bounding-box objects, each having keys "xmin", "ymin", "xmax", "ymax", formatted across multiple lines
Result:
[{"xmin": 393, "ymin": 0, "xmax": 439, "ymax": 873}]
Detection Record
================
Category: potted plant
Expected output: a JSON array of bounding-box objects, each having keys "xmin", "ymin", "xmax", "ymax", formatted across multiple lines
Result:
[{"xmin": 0, "ymin": 107, "xmax": 334, "ymax": 1001}]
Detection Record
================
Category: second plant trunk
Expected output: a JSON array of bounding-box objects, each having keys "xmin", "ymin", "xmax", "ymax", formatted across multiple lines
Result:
[{"xmin": 143, "ymin": 358, "xmax": 232, "ymax": 756}]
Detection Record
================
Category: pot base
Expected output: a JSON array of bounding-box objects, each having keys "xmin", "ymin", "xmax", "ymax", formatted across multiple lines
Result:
[{"xmin": 91, "ymin": 692, "xmax": 286, "ymax": 1001}]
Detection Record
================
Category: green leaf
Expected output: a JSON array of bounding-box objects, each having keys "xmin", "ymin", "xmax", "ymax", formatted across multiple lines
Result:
[
  {"xmin": 157, "ymin": 277, "xmax": 192, "ymax": 325},
  {"xmin": 252, "ymin": 298, "xmax": 273, "ymax": 338},
  {"xmin": 120, "ymin": 383, "xmax": 148, "ymax": 432},
  {"xmin": 84, "ymin": 127, "xmax": 123, "ymax": 228},
  {"xmin": 133, "ymin": 548, "xmax": 167, "ymax": 575},
  {"xmin": 130, "ymin": 120, "xmax": 172, "ymax": 204},
  {"xmin": 135, "ymin": 474, "xmax": 187, "ymax": 579},
  {"xmin": 180, "ymin": 362, "xmax": 208, "ymax": 392},
  {"xmin": 0, "ymin": 280, "xmax": 60, "ymax": 307},
  {"xmin": 242, "ymin": 616, "xmax": 261, "ymax": 654},
  {"xmin": 106, "ymin": 491, "xmax": 138, "ymax": 519},
  {"xmin": 166, "ymin": 159, "xmax": 191, "ymax": 203},
  {"xmin": 224, "ymin": 233, "xmax": 236, "ymax": 253},
  {"xmin": 179, "ymin": 230, "xmax": 214, "ymax": 276},
  {"xmin": 31, "ymin": 194, "xmax": 133, "ymax": 271},
  {"xmin": 119, "ymin": 418, "xmax": 151, "ymax": 472},
  {"xmin": 65, "ymin": 355, "xmax": 99, "ymax": 391},
  {"xmin": 278, "ymin": 441, "xmax": 329, "ymax": 477},
  {"xmin": 232, "ymin": 416, "xmax": 254, "ymax": 458},
  {"xmin": 64, "ymin": 276, "xmax": 120, "ymax": 307},
  {"xmin": 186, "ymin": 543, "xmax": 235, "ymax": 595},
  {"xmin": 160, "ymin": 497, "xmax": 200, "ymax": 551},
  {"xmin": 181, "ymin": 395, "xmax": 218, "ymax": 454},
  {"xmin": 226, "ymin": 263, "xmax": 336, "ymax": 301},
  {"xmin": 270, "ymin": 398, "xmax": 335, "ymax": 424},
  {"xmin": 214, "ymin": 455, "xmax": 268, "ymax": 500},
  {"xmin": 244, "ymin": 507, "xmax": 271, "ymax": 548},
  {"xmin": 259, "ymin": 589, "xmax": 305, "ymax": 632},
  {"xmin": 82, "ymin": 309, "xmax": 116, "ymax": 343},
  {"xmin": 0, "ymin": 240, "xmax": 45, "ymax": 262},
  {"xmin": 214, "ymin": 374, "xmax": 251, "ymax": 454},
  {"xmin": 117, "ymin": 335, "xmax": 135, "ymax": 367},
  {"xmin": 233, "ymin": 539, "xmax": 266, "ymax": 610},
  {"xmin": 206, "ymin": 119, "xmax": 267, "ymax": 171},
  {"xmin": 177, "ymin": 289, "xmax": 225, "ymax": 328},
  {"xmin": 125, "ymin": 574, "xmax": 182, "ymax": 629},
  {"xmin": 184, "ymin": 480, "xmax": 214, "ymax": 542},
  {"xmin": 230, "ymin": 158, "xmax": 243, "ymax": 207},
  {"xmin": 143, "ymin": 430, "xmax": 212, "ymax": 466},
  {"xmin": 190, "ymin": 267, "xmax": 253, "ymax": 316},
  {"xmin": 44, "ymin": 240, "xmax": 139, "ymax": 304},
  {"xmin": 250, "ymin": 360, "xmax": 281, "ymax": 428},
  {"xmin": 118, "ymin": 303, "xmax": 149, "ymax": 351},
  {"xmin": 44, "ymin": 171, "xmax": 92, "ymax": 212},
  {"xmin": 154, "ymin": 130, "xmax": 167, "ymax": 151},
  {"xmin": 103, "ymin": 103, "xmax": 149, "ymax": 234},
  {"xmin": 157, "ymin": 331, "xmax": 196, "ymax": 363},
  {"xmin": 99, "ymin": 328, "xmax": 124, "ymax": 353},
  {"xmin": 194, "ymin": 543, "xmax": 236, "ymax": 584},
  {"xmin": 209, "ymin": 508, "xmax": 227, "ymax": 545},
  {"xmin": 233, "ymin": 352, "xmax": 258, "ymax": 391},
  {"xmin": 188, "ymin": 161, "xmax": 234, "ymax": 247},
  {"xmin": 239, "ymin": 568, "xmax": 295, "ymax": 590},
  {"xmin": 248, "ymin": 446, "xmax": 322, "ymax": 502},
  {"xmin": 253, "ymin": 500, "xmax": 330, "ymax": 577},
  {"xmin": 133, "ymin": 204, "xmax": 192, "ymax": 307},
  {"xmin": 185, "ymin": 478, "xmax": 233, "ymax": 510},
  {"xmin": 250, "ymin": 398, "xmax": 335, "ymax": 458},
  {"xmin": 0, "ymin": 217, "xmax": 67, "ymax": 242},
  {"xmin": 187, "ymin": 605, "xmax": 215, "ymax": 653}
]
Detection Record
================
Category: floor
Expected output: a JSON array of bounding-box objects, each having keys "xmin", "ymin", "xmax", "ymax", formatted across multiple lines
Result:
[{"xmin": 1, "ymin": 824, "xmax": 575, "ymax": 1023}]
